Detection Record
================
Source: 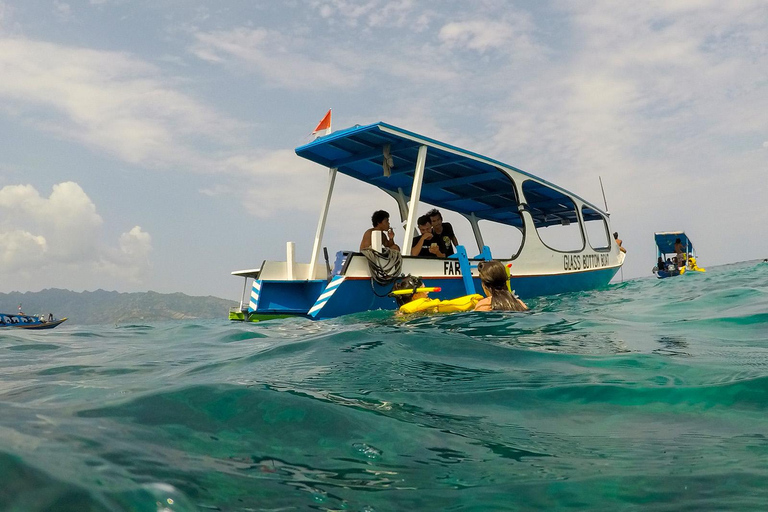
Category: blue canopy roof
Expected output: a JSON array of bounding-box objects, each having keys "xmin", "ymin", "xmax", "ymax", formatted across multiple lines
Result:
[
  {"xmin": 295, "ymin": 122, "xmax": 606, "ymax": 228},
  {"xmin": 654, "ymin": 231, "xmax": 693, "ymax": 254}
]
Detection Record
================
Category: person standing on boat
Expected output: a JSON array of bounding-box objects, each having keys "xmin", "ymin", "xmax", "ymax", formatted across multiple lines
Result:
[
  {"xmin": 360, "ymin": 210, "xmax": 401, "ymax": 252},
  {"xmin": 411, "ymin": 215, "xmax": 446, "ymax": 258},
  {"xmin": 613, "ymin": 232, "xmax": 626, "ymax": 253},
  {"xmin": 674, "ymin": 238, "xmax": 685, "ymax": 267},
  {"xmin": 427, "ymin": 209, "xmax": 459, "ymax": 256},
  {"xmin": 474, "ymin": 260, "xmax": 528, "ymax": 312}
]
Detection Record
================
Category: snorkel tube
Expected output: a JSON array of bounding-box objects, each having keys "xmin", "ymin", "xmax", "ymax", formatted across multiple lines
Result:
[{"xmin": 391, "ymin": 287, "xmax": 442, "ymax": 296}]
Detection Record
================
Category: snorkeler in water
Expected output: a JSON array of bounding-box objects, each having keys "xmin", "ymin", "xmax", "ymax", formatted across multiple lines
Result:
[
  {"xmin": 391, "ymin": 276, "xmax": 482, "ymax": 315},
  {"xmin": 474, "ymin": 260, "xmax": 528, "ymax": 312}
]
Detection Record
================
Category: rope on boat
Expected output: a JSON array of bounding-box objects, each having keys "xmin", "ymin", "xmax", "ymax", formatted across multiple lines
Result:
[{"xmin": 361, "ymin": 247, "xmax": 403, "ymax": 292}]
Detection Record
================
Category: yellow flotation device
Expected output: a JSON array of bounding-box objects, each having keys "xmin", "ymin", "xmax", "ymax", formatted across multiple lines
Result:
[
  {"xmin": 687, "ymin": 257, "xmax": 706, "ymax": 272},
  {"xmin": 398, "ymin": 294, "xmax": 484, "ymax": 315}
]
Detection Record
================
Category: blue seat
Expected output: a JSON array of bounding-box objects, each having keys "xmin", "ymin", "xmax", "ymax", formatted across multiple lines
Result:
[{"xmin": 332, "ymin": 251, "xmax": 353, "ymax": 276}]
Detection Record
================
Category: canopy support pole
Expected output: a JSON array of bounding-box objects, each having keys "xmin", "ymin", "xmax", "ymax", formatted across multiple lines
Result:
[
  {"xmin": 239, "ymin": 277, "xmax": 249, "ymax": 310},
  {"xmin": 403, "ymin": 145, "xmax": 428, "ymax": 251},
  {"xmin": 308, "ymin": 167, "xmax": 337, "ymax": 280},
  {"xmin": 396, "ymin": 187, "xmax": 409, "ymax": 226},
  {"xmin": 468, "ymin": 212, "xmax": 485, "ymax": 253}
]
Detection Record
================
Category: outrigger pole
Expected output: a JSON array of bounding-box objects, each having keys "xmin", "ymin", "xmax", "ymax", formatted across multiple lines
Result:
[
  {"xmin": 403, "ymin": 145, "xmax": 428, "ymax": 248},
  {"xmin": 308, "ymin": 167, "xmax": 338, "ymax": 280}
]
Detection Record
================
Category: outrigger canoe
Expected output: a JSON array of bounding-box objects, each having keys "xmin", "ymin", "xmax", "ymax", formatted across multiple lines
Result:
[
  {"xmin": 0, "ymin": 313, "xmax": 67, "ymax": 329},
  {"xmin": 231, "ymin": 121, "xmax": 626, "ymax": 321}
]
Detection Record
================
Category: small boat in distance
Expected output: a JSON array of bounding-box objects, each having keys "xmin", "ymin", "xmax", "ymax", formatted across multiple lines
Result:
[
  {"xmin": 653, "ymin": 231, "xmax": 705, "ymax": 279},
  {"xmin": 0, "ymin": 313, "xmax": 68, "ymax": 330}
]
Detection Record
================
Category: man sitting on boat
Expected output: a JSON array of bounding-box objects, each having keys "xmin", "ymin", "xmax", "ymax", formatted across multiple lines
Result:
[
  {"xmin": 614, "ymin": 232, "xmax": 627, "ymax": 253},
  {"xmin": 411, "ymin": 214, "xmax": 447, "ymax": 258},
  {"xmin": 427, "ymin": 209, "xmax": 459, "ymax": 257},
  {"xmin": 360, "ymin": 210, "xmax": 401, "ymax": 252}
]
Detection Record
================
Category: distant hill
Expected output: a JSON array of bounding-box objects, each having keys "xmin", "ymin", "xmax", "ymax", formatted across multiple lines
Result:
[{"xmin": 0, "ymin": 289, "xmax": 238, "ymax": 325}]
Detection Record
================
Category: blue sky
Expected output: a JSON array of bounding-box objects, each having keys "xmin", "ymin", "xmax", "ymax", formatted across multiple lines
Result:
[{"xmin": 0, "ymin": 0, "xmax": 766, "ymax": 299}]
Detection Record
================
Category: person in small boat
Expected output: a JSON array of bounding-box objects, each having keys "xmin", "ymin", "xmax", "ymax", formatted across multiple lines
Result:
[
  {"xmin": 674, "ymin": 238, "xmax": 685, "ymax": 267},
  {"xmin": 656, "ymin": 257, "xmax": 664, "ymax": 272},
  {"xmin": 411, "ymin": 215, "xmax": 446, "ymax": 258},
  {"xmin": 427, "ymin": 209, "xmax": 458, "ymax": 257},
  {"xmin": 360, "ymin": 210, "xmax": 401, "ymax": 252},
  {"xmin": 614, "ymin": 232, "xmax": 626, "ymax": 253},
  {"xmin": 474, "ymin": 260, "xmax": 528, "ymax": 312}
]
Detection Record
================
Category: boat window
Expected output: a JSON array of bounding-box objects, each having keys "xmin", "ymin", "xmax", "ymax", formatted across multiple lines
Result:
[
  {"xmin": 522, "ymin": 180, "xmax": 584, "ymax": 252},
  {"xmin": 477, "ymin": 220, "xmax": 524, "ymax": 259},
  {"xmin": 581, "ymin": 206, "xmax": 610, "ymax": 251}
]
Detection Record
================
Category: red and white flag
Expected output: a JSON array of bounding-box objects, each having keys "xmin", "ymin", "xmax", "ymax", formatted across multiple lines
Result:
[{"xmin": 312, "ymin": 109, "xmax": 332, "ymax": 137}]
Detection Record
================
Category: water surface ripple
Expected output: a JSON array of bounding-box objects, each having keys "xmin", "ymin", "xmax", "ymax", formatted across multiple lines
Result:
[{"xmin": 1, "ymin": 260, "xmax": 767, "ymax": 510}]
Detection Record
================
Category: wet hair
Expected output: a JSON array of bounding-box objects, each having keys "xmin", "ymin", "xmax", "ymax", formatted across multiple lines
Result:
[
  {"xmin": 392, "ymin": 275, "xmax": 424, "ymax": 307},
  {"xmin": 417, "ymin": 214, "xmax": 431, "ymax": 227},
  {"xmin": 371, "ymin": 210, "xmax": 389, "ymax": 227},
  {"xmin": 426, "ymin": 208, "xmax": 442, "ymax": 221},
  {"xmin": 478, "ymin": 260, "xmax": 526, "ymax": 311},
  {"xmin": 675, "ymin": 238, "xmax": 681, "ymax": 244},
  {"xmin": 613, "ymin": 232, "xmax": 619, "ymax": 239}
]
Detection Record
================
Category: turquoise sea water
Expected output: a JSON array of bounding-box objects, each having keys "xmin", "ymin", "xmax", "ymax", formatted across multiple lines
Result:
[{"xmin": 1, "ymin": 260, "xmax": 767, "ymax": 511}]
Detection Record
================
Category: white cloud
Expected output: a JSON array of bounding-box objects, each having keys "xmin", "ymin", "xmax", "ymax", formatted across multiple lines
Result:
[
  {"xmin": 0, "ymin": 37, "xmax": 246, "ymax": 170},
  {"xmin": 53, "ymin": 0, "xmax": 72, "ymax": 21},
  {"xmin": 190, "ymin": 27, "xmax": 362, "ymax": 89},
  {"xmin": 487, "ymin": 2, "xmax": 768, "ymax": 175},
  {"xmin": 203, "ymin": 149, "xmax": 327, "ymax": 217},
  {"xmin": 439, "ymin": 19, "xmax": 534, "ymax": 55},
  {"xmin": 0, "ymin": 182, "xmax": 153, "ymax": 289},
  {"xmin": 0, "ymin": 230, "xmax": 47, "ymax": 271},
  {"xmin": 311, "ymin": 0, "xmax": 427, "ymax": 30},
  {"xmin": 97, "ymin": 226, "xmax": 153, "ymax": 281}
]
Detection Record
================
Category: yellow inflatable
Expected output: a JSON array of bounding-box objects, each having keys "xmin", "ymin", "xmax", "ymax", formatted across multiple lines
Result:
[
  {"xmin": 398, "ymin": 294, "xmax": 484, "ymax": 315},
  {"xmin": 687, "ymin": 257, "xmax": 706, "ymax": 272}
]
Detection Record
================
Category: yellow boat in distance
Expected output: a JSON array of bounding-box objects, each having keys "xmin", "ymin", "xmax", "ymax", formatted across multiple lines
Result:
[{"xmin": 653, "ymin": 231, "xmax": 705, "ymax": 279}]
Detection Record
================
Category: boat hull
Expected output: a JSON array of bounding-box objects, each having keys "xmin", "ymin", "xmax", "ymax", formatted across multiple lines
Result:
[
  {"xmin": 250, "ymin": 258, "xmax": 620, "ymax": 320},
  {"xmin": 0, "ymin": 315, "xmax": 67, "ymax": 329}
]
